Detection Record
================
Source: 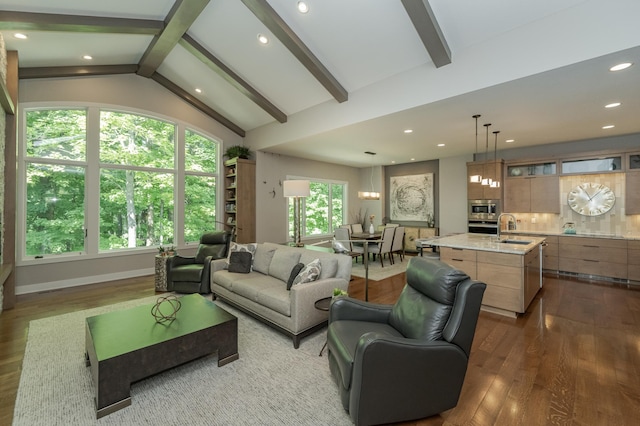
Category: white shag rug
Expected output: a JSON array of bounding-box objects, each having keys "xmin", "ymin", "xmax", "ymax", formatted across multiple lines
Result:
[{"xmin": 13, "ymin": 295, "xmax": 352, "ymax": 426}]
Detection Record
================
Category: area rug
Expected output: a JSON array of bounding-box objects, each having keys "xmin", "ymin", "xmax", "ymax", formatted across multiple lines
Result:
[
  {"xmin": 13, "ymin": 295, "xmax": 352, "ymax": 426},
  {"xmin": 350, "ymin": 257, "xmax": 408, "ymax": 281}
]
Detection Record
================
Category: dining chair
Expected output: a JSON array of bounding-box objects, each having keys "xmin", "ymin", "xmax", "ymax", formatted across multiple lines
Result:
[
  {"xmin": 390, "ymin": 226, "xmax": 405, "ymax": 263},
  {"xmin": 368, "ymin": 226, "xmax": 395, "ymax": 267},
  {"xmin": 335, "ymin": 227, "xmax": 365, "ymax": 263},
  {"xmin": 351, "ymin": 223, "xmax": 364, "ymax": 234}
]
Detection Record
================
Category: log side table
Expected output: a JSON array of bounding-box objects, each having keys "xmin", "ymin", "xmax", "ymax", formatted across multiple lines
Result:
[{"xmin": 154, "ymin": 255, "xmax": 173, "ymax": 292}]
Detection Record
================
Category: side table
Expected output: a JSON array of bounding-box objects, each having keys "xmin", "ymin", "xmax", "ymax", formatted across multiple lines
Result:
[
  {"xmin": 314, "ymin": 296, "xmax": 332, "ymax": 356},
  {"xmin": 154, "ymin": 255, "xmax": 173, "ymax": 292}
]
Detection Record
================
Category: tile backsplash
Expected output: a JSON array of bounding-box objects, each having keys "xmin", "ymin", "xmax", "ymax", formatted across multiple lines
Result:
[{"xmin": 510, "ymin": 173, "xmax": 640, "ymax": 236}]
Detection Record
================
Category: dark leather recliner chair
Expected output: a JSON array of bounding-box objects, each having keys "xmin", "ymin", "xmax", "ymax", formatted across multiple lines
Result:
[
  {"xmin": 327, "ymin": 256, "xmax": 486, "ymax": 426},
  {"xmin": 167, "ymin": 231, "xmax": 230, "ymax": 294}
]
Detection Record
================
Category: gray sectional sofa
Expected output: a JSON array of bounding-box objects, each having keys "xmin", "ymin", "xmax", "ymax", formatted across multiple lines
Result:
[{"xmin": 210, "ymin": 242, "xmax": 352, "ymax": 348}]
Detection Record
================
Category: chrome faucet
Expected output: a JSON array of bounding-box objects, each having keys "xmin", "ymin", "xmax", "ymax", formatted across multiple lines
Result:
[{"xmin": 497, "ymin": 213, "xmax": 516, "ymax": 240}]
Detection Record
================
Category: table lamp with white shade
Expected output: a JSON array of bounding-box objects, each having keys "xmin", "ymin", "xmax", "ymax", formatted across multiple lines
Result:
[{"xmin": 283, "ymin": 180, "xmax": 310, "ymax": 247}]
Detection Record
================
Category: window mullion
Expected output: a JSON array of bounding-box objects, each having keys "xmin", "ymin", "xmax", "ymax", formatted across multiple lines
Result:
[{"xmin": 85, "ymin": 107, "xmax": 101, "ymax": 255}]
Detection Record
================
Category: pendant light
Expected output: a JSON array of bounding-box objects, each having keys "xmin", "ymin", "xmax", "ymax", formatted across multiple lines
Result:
[
  {"xmin": 469, "ymin": 114, "xmax": 482, "ymax": 183},
  {"xmin": 490, "ymin": 130, "xmax": 500, "ymax": 188},
  {"xmin": 481, "ymin": 123, "xmax": 492, "ymax": 186},
  {"xmin": 358, "ymin": 151, "xmax": 380, "ymax": 200}
]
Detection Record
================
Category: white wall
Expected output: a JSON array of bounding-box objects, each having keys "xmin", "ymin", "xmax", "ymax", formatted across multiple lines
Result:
[
  {"xmin": 15, "ymin": 74, "xmax": 243, "ymax": 294},
  {"xmin": 439, "ymin": 155, "xmax": 472, "ymax": 236}
]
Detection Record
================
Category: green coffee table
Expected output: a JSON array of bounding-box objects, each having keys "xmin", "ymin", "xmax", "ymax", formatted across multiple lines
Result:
[{"xmin": 85, "ymin": 294, "xmax": 238, "ymax": 418}]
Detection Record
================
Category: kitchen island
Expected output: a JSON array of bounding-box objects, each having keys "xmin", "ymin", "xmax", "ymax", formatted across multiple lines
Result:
[{"xmin": 425, "ymin": 233, "xmax": 546, "ymax": 317}]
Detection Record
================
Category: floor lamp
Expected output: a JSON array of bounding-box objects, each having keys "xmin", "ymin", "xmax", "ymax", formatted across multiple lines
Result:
[{"xmin": 283, "ymin": 180, "xmax": 310, "ymax": 247}]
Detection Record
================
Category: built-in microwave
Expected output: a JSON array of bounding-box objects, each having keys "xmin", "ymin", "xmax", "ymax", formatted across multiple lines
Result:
[{"xmin": 468, "ymin": 199, "xmax": 501, "ymax": 220}]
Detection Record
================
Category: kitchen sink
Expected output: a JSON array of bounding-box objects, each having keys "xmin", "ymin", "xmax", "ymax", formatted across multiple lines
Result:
[{"xmin": 499, "ymin": 239, "xmax": 532, "ymax": 245}]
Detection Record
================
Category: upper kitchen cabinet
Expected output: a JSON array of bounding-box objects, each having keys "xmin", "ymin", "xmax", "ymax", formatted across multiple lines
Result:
[
  {"xmin": 467, "ymin": 160, "xmax": 503, "ymax": 200},
  {"xmin": 504, "ymin": 161, "xmax": 560, "ymax": 213},
  {"xmin": 626, "ymin": 153, "xmax": 640, "ymax": 215}
]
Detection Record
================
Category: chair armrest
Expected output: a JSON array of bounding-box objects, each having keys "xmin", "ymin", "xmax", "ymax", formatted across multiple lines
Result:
[
  {"xmin": 329, "ymin": 297, "xmax": 392, "ymax": 324},
  {"xmin": 170, "ymin": 255, "xmax": 196, "ymax": 268},
  {"xmin": 349, "ymin": 334, "xmax": 469, "ymax": 423}
]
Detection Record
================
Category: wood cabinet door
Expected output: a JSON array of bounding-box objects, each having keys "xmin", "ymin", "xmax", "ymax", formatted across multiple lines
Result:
[
  {"xmin": 504, "ymin": 178, "xmax": 530, "ymax": 212},
  {"xmin": 530, "ymin": 175, "xmax": 560, "ymax": 213},
  {"xmin": 626, "ymin": 172, "xmax": 640, "ymax": 215}
]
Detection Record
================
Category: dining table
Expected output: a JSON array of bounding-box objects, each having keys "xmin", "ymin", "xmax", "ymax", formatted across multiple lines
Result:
[{"xmin": 350, "ymin": 232, "xmax": 382, "ymax": 241}]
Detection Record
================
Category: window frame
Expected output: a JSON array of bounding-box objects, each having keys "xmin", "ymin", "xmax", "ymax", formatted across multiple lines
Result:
[
  {"xmin": 285, "ymin": 176, "xmax": 348, "ymax": 243},
  {"xmin": 17, "ymin": 103, "xmax": 222, "ymax": 265}
]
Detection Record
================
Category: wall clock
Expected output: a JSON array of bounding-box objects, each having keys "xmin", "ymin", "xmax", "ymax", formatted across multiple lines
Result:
[{"xmin": 567, "ymin": 182, "xmax": 615, "ymax": 216}]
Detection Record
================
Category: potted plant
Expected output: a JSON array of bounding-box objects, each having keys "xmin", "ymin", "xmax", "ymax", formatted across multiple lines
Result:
[{"xmin": 224, "ymin": 145, "xmax": 251, "ymax": 160}]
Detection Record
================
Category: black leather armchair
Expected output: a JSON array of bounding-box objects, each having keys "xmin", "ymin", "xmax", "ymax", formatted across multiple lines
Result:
[
  {"xmin": 327, "ymin": 256, "xmax": 486, "ymax": 426},
  {"xmin": 167, "ymin": 231, "xmax": 230, "ymax": 294}
]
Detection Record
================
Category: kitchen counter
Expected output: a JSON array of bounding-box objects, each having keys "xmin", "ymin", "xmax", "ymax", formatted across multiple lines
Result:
[
  {"xmin": 426, "ymin": 233, "xmax": 545, "ymax": 318},
  {"xmin": 424, "ymin": 233, "xmax": 546, "ymax": 254},
  {"xmin": 502, "ymin": 230, "xmax": 640, "ymax": 240}
]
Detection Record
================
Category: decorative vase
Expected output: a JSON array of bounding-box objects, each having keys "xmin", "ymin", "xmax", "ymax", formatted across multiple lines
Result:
[{"xmin": 369, "ymin": 223, "xmax": 375, "ymax": 234}]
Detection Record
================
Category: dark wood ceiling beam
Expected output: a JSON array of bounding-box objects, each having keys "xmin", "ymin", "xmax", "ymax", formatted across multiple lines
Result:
[
  {"xmin": 137, "ymin": 0, "xmax": 210, "ymax": 77},
  {"xmin": 151, "ymin": 72, "xmax": 245, "ymax": 137},
  {"xmin": 180, "ymin": 35, "xmax": 287, "ymax": 123},
  {"xmin": 401, "ymin": 0, "xmax": 451, "ymax": 68},
  {"xmin": 0, "ymin": 10, "xmax": 162, "ymax": 34},
  {"xmin": 19, "ymin": 64, "xmax": 139, "ymax": 79},
  {"xmin": 240, "ymin": 0, "xmax": 348, "ymax": 103}
]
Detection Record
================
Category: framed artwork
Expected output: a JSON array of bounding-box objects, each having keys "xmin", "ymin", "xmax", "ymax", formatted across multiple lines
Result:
[{"xmin": 390, "ymin": 173, "xmax": 434, "ymax": 221}]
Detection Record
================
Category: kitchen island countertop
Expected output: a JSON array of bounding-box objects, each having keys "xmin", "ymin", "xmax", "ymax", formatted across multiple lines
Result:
[{"xmin": 424, "ymin": 233, "xmax": 546, "ymax": 255}]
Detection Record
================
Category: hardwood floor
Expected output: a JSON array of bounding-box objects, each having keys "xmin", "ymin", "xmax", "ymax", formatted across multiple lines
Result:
[{"xmin": 1, "ymin": 265, "xmax": 639, "ymax": 425}]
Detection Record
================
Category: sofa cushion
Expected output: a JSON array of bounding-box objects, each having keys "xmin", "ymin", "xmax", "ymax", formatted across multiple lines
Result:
[
  {"xmin": 287, "ymin": 262, "xmax": 305, "ymax": 290},
  {"xmin": 269, "ymin": 249, "xmax": 302, "ymax": 282},
  {"xmin": 300, "ymin": 252, "xmax": 338, "ymax": 280},
  {"xmin": 256, "ymin": 285, "xmax": 291, "ymax": 317},
  {"xmin": 225, "ymin": 242, "xmax": 257, "ymax": 268},
  {"xmin": 232, "ymin": 276, "xmax": 282, "ymax": 303},
  {"xmin": 253, "ymin": 244, "xmax": 276, "ymax": 274},
  {"xmin": 292, "ymin": 258, "xmax": 322, "ymax": 286},
  {"xmin": 228, "ymin": 251, "xmax": 252, "ymax": 273}
]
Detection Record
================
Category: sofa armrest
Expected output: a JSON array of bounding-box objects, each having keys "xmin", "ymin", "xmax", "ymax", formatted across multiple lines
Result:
[
  {"xmin": 289, "ymin": 277, "xmax": 348, "ymax": 330},
  {"xmin": 211, "ymin": 258, "xmax": 227, "ymax": 273},
  {"xmin": 329, "ymin": 297, "xmax": 392, "ymax": 324}
]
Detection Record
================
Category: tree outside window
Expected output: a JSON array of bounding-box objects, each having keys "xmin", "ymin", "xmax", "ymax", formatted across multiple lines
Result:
[{"xmin": 288, "ymin": 179, "xmax": 346, "ymax": 241}]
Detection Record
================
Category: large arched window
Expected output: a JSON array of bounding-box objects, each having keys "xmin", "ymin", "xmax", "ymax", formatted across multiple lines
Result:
[{"xmin": 20, "ymin": 106, "xmax": 220, "ymax": 259}]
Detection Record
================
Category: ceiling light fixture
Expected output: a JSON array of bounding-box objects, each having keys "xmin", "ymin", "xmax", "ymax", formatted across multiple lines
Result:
[
  {"xmin": 358, "ymin": 151, "xmax": 380, "ymax": 200},
  {"xmin": 605, "ymin": 102, "xmax": 621, "ymax": 108},
  {"xmin": 469, "ymin": 114, "xmax": 482, "ymax": 183},
  {"xmin": 257, "ymin": 34, "xmax": 269, "ymax": 44},
  {"xmin": 505, "ymin": 139, "xmax": 515, "ymax": 143},
  {"xmin": 82, "ymin": 55, "xmax": 93, "ymax": 60},
  {"xmin": 602, "ymin": 125, "xmax": 615, "ymax": 129},
  {"xmin": 14, "ymin": 33, "xmax": 28, "ymax": 39},
  {"xmin": 609, "ymin": 62, "xmax": 632, "ymax": 71},
  {"xmin": 403, "ymin": 129, "xmax": 413, "ymax": 134},
  {"xmin": 437, "ymin": 143, "xmax": 445, "ymax": 147},
  {"xmin": 297, "ymin": 1, "xmax": 309, "ymax": 13},
  {"xmin": 195, "ymin": 88, "xmax": 202, "ymax": 93},
  {"xmin": 481, "ymin": 123, "xmax": 492, "ymax": 186}
]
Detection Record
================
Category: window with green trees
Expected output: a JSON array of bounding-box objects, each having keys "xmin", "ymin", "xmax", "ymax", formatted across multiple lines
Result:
[
  {"xmin": 22, "ymin": 107, "xmax": 220, "ymax": 258},
  {"xmin": 287, "ymin": 179, "xmax": 346, "ymax": 240}
]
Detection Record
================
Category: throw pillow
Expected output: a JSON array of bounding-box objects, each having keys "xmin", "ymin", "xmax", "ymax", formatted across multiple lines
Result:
[
  {"xmin": 292, "ymin": 258, "xmax": 322, "ymax": 287},
  {"xmin": 286, "ymin": 262, "xmax": 305, "ymax": 290},
  {"xmin": 225, "ymin": 242, "xmax": 257, "ymax": 269},
  {"xmin": 228, "ymin": 251, "xmax": 252, "ymax": 273},
  {"xmin": 253, "ymin": 244, "xmax": 276, "ymax": 274}
]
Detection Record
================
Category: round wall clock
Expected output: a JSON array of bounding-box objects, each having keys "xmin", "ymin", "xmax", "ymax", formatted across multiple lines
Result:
[{"xmin": 567, "ymin": 182, "xmax": 615, "ymax": 216}]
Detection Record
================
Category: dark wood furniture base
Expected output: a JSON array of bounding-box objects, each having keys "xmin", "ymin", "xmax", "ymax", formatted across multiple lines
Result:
[{"xmin": 85, "ymin": 294, "xmax": 238, "ymax": 418}]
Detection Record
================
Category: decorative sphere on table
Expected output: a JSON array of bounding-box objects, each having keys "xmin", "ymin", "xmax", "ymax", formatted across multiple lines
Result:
[{"xmin": 151, "ymin": 295, "xmax": 182, "ymax": 324}]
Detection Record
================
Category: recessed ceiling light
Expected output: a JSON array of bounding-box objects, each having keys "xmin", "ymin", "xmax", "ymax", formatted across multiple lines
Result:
[
  {"xmin": 257, "ymin": 34, "xmax": 269, "ymax": 44},
  {"xmin": 602, "ymin": 125, "xmax": 615, "ymax": 129},
  {"xmin": 410, "ymin": 158, "xmax": 415, "ymax": 161},
  {"xmin": 609, "ymin": 62, "xmax": 632, "ymax": 71},
  {"xmin": 605, "ymin": 102, "xmax": 621, "ymax": 108},
  {"xmin": 505, "ymin": 139, "xmax": 515, "ymax": 143},
  {"xmin": 391, "ymin": 161, "xmax": 396, "ymax": 164},
  {"xmin": 297, "ymin": 1, "xmax": 309, "ymax": 13},
  {"xmin": 195, "ymin": 88, "xmax": 202, "ymax": 94},
  {"xmin": 403, "ymin": 129, "xmax": 413, "ymax": 134},
  {"xmin": 437, "ymin": 143, "xmax": 445, "ymax": 147},
  {"xmin": 82, "ymin": 55, "xmax": 93, "ymax": 60},
  {"xmin": 14, "ymin": 33, "xmax": 28, "ymax": 40}
]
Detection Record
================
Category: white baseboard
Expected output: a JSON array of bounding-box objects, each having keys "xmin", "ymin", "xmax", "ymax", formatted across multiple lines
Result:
[{"xmin": 15, "ymin": 267, "xmax": 155, "ymax": 295}]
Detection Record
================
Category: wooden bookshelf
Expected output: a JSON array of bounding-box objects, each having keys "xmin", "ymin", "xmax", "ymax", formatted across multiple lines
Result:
[{"xmin": 224, "ymin": 157, "xmax": 255, "ymax": 243}]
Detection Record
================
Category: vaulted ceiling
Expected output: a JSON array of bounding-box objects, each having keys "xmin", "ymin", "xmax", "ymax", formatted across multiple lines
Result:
[{"xmin": 2, "ymin": 0, "xmax": 640, "ymax": 167}]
